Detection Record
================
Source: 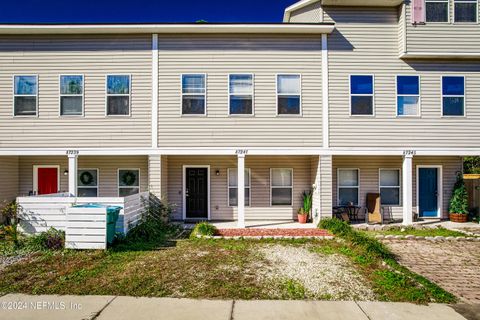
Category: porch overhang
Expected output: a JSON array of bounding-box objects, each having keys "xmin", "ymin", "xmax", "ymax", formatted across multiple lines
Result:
[{"xmin": 1, "ymin": 147, "xmax": 480, "ymax": 157}]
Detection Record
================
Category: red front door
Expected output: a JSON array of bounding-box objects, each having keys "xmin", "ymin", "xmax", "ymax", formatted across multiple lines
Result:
[{"xmin": 37, "ymin": 168, "xmax": 58, "ymax": 195}]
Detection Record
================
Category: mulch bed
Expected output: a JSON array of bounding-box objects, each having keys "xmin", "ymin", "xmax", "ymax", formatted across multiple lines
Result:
[{"xmin": 216, "ymin": 228, "xmax": 333, "ymax": 237}]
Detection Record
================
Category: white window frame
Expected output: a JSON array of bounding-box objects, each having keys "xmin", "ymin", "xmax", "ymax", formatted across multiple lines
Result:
[
  {"xmin": 59, "ymin": 74, "xmax": 84, "ymax": 117},
  {"xmin": 77, "ymin": 168, "xmax": 99, "ymax": 197},
  {"xmin": 349, "ymin": 74, "xmax": 375, "ymax": 117},
  {"xmin": 453, "ymin": 0, "xmax": 479, "ymax": 23},
  {"xmin": 105, "ymin": 74, "xmax": 131, "ymax": 117},
  {"xmin": 270, "ymin": 168, "xmax": 294, "ymax": 206},
  {"xmin": 337, "ymin": 168, "xmax": 360, "ymax": 206},
  {"xmin": 378, "ymin": 168, "xmax": 402, "ymax": 206},
  {"xmin": 228, "ymin": 74, "xmax": 254, "ymax": 116},
  {"xmin": 180, "ymin": 73, "xmax": 207, "ymax": 116},
  {"xmin": 441, "ymin": 75, "xmax": 466, "ymax": 117},
  {"xmin": 117, "ymin": 168, "xmax": 140, "ymax": 197},
  {"xmin": 227, "ymin": 168, "xmax": 251, "ymax": 207},
  {"xmin": 276, "ymin": 74, "xmax": 302, "ymax": 116},
  {"xmin": 396, "ymin": 75, "xmax": 421, "ymax": 117},
  {"xmin": 13, "ymin": 74, "xmax": 38, "ymax": 117},
  {"xmin": 425, "ymin": 0, "xmax": 451, "ymax": 23}
]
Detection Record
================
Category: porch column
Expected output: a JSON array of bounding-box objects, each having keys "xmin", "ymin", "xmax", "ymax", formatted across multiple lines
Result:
[
  {"xmin": 402, "ymin": 154, "xmax": 413, "ymax": 225},
  {"xmin": 237, "ymin": 154, "xmax": 245, "ymax": 228},
  {"xmin": 68, "ymin": 154, "xmax": 78, "ymax": 197}
]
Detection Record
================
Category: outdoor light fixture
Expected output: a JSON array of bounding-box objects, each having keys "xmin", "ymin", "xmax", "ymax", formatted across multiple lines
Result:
[
  {"xmin": 216, "ymin": 170, "xmax": 220, "ymax": 176},
  {"xmin": 63, "ymin": 170, "xmax": 68, "ymax": 176}
]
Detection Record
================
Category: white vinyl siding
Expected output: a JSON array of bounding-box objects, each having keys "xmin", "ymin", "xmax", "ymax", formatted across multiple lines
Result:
[{"xmin": 227, "ymin": 168, "xmax": 251, "ymax": 207}]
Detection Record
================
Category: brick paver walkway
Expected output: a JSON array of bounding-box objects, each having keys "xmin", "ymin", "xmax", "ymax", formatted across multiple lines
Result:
[{"xmin": 385, "ymin": 240, "xmax": 480, "ymax": 303}]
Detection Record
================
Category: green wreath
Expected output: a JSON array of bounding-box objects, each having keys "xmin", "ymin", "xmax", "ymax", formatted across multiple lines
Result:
[
  {"xmin": 79, "ymin": 171, "xmax": 94, "ymax": 186},
  {"xmin": 121, "ymin": 171, "xmax": 137, "ymax": 186}
]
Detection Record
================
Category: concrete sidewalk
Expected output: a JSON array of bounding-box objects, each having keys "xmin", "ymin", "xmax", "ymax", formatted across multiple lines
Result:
[{"xmin": 0, "ymin": 294, "xmax": 473, "ymax": 320}]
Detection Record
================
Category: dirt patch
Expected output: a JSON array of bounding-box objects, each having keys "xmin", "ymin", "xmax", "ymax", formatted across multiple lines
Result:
[
  {"xmin": 257, "ymin": 244, "xmax": 375, "ymax": 300},
  {"xmin": 216, "ymin": 228, "xmax": 332, "ymax": 237}
]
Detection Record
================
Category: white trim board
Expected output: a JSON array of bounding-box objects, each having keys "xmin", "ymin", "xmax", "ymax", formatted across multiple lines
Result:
[
  {"xmin": 416, "ymin": 165, "xmax": 443, "ymax": 219},
  {"xmin": 182, "ymin": 165, "xmax": 211, "ymax": 221}
]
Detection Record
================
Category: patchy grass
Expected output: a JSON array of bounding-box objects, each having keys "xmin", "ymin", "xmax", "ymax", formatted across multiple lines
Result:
[
  {"xmin": 366, "ymin": 226, "xmax": 467, "ymax": 238},
  {"xmin": 319, "ymin": 218, "xmax": 457, "ymax": 304}
]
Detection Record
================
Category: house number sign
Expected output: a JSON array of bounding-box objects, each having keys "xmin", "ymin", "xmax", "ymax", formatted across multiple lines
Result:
[
  {"xmin": 235, "ymin": 149, "xmax": 248, "ymax": 155},
  {"xmin": 403, "ymin": 150, "xmax": 416, "ymax": 156},
  {"xmin": 66, "ymin": 150, "xmax": 80, "ymax": 155}
]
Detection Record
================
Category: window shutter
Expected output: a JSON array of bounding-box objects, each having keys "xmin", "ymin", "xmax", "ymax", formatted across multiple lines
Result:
[{"xmin": 411, "ymin": 0, "xmax": 426, "ymax": 24}]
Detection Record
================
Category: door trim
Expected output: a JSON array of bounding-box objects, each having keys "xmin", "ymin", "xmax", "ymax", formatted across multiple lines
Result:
[
  {"xmin": 182, "ymin": 165, "xmax": 210, "ymax": 221},
  {"xmin": 416, "ymin": 165, "xmax": 443, "ymax": 218},
  {"xmin": 33, "ymin": 165, "xmax": 61, "ymax": 195}
]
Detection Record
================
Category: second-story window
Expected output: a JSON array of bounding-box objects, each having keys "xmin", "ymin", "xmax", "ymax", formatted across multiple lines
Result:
[
  {"xmin": 397, "ymin": 76, "xmax": 420, "ymax": 116},
  {"xmin": 60, "ymin": 75, "xmax": 83, "ymax": 116},
  {"xmin": 277, "ymin": 74, "xmax": 301, "ymax": 115},
  {"xmin": 425, "ymin": 0, "xmax": 449, "ymax": 22},
  {"xmin": 106, "ymin": 75, "xmax": 130, "ymax": 116},
  {"xmin": 182, "ymin": 74, "xmax": 206, "ymax": 115},
  {"xmin": 14, "ymin": 75, "xmax": 38, "ymax": 117},
  {"xmin": 229, "ymin": 74, "xmax": 254, "ymax": 115},
  {"xmin": 442, "ymin": 76, "xmax": 465, "ymax": 116},
  {"xmin": 454, "ymin": 0, "xmax": 478, "ymax": 23},
  {"xmin": 350, "ymin": 75, "xmax": 374, "ymax": 116}
]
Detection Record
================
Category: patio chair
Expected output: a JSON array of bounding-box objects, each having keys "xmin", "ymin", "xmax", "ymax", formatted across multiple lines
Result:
[{"xmin": 366, "ymin": 193, "xmax": 383, "ymax": 224}]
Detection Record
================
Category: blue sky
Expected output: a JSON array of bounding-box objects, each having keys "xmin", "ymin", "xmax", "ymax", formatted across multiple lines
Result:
[{"xmin": 0, "ymin": 0, "xmax": 298, "ymax": 23}]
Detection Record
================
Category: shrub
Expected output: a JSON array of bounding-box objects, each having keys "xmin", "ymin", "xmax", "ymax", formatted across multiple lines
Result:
[
  {"xmin": 190, "ymin": 222, "xmax": 217, "ymax": 239},
  {"xmin": 124, "ymin": 195, "xmax": 174, "ymax": 243},
  {"xmin": 318, "ymin": 217, "xmax": 352, "ymax": 237},
  {"xmin": 25, "ymin": 228, "xmax": 65, "ymax": 251},
  {"xmin": 449, "ymin": 174, "xmax": 469, "ymax": 214}
]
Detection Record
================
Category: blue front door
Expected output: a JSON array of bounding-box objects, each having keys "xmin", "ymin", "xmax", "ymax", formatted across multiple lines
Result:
[{"xmin": 418, "ymin": 168, "xmax": 439, "ymax": 217}]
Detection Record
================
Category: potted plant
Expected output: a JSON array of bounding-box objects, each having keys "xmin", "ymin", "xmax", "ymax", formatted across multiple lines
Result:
[
  {"xmin": 298, "ymin": 190, "xmax": 313, "ymax": 224},
  {"xmin": 449, "ymin": 174, "xmax": 469, "ymax": 223}
]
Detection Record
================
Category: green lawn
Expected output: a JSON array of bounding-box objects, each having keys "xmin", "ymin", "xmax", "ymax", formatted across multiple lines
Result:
[
  {"xmin": 0, "ymin": 229, "xmax": 456, "ymax": 303},
  {"xmin": 365, "ymin": 226, "xmax": 468, "ymax": 238}
]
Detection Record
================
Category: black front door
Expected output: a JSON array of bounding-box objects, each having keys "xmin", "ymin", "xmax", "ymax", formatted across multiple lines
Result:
[{"xmin": 186, "ymin": 168, "xmax": 208, "ymax": 219}]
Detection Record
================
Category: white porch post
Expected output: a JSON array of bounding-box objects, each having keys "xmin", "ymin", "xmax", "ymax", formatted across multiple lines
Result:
[
  {"xmin": 402, "ymin": 154, "xmax": 413, "ymax": 225},
  {"xmin": 68, "ymin": 154, "xmax": 78, "ymax": 197},
  {"xmin": 237, "ymin": 154, "xmax": 245, "ymax": 228}
]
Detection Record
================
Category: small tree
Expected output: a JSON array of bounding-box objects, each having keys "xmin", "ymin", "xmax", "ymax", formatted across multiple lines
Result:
[{"xmin": 449, "ymin": 174, "xmax": 469, "ymax": 214}]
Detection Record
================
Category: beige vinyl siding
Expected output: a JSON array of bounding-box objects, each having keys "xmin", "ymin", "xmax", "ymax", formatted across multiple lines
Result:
[
  {"xmin": 0, "ymin": 156, "xmax": 19, "ymax": 204},
  {"xmin": 290, "ymin": 2, "xmax": 323, "ymax": 22},
  {"xmin": 166, "ymin": 155, "xmax": 313, "ymax": 221},
  {"xmin": 332, "ymin": 156, "xmax": 462, "ymax": 219},
  {"xmin": 404, "ymin": 1, "xmax": 480, "ymax": 54},
  {"xmin": 324, "ymin": 7, "xmax": 480, "ymax": 148},
  {"xmin": 319, "ymin": 155, "xmax": 333, "ymax": 219},
  {"xmin": 157, "ymin": 35, "xmax": 323, "ymax": 148},
  {"xmin": 18, "ymin": 156, "xmax": 148, "ymax": 197},
  {"xmin": 0, "ymin": 35, "xmax": 152, "ymax": 148}
]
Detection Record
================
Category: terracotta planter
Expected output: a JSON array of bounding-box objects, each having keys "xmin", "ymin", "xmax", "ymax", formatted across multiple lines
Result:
[
  {"xmin": 449, "ymin": 213, "xmax": 468, "ymax": 223},
  {"xmin": 298, "ymin": 214, "xmax": 308, "ymax": 224}
]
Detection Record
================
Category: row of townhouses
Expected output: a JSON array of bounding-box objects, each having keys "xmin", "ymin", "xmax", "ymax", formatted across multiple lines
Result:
[{"xmin": 0, "ymin": 0, "xmax": 479, "ymax": 227}]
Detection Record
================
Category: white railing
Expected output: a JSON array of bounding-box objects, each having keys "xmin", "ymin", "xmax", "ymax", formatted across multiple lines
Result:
[
  {"xmin": 17, "ymin": 192, "xmax": 150, "ymax": 249},
  {"xmin": 65, "ymin": 206, "xmax": 107, "ymax": 250}
]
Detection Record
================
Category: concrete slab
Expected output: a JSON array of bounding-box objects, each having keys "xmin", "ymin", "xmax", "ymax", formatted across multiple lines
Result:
[
  {"xmin": 233, "ymin": 300, "xmax": 368, "ymax": 320},
  {"xmin": 96, "ymin": 297, "xmax": 232, "ymax": 320},
  {"xmin": 0, "ymin": 294, "xmax": 115, "ymax": 320},
  {"xmin": 358, "ymin": 302, "xmax": 467, "ymax": 320}
]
